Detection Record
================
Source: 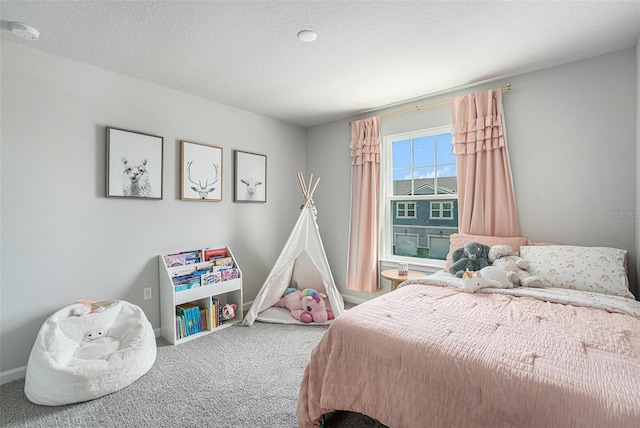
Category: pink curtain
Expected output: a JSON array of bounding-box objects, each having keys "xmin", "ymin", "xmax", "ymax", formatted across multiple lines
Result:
[
  {"xmin": 346, "ymin": 116, "xmax": 381, "ymax": 293},
  {"xmin": 450, "ymin": 89, "xmax": 520, "ymax": 236}
]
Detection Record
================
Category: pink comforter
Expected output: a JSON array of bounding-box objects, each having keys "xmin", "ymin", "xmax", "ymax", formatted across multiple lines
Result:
[{"xmin": 297, "ymin": 283, "xmax": 640, "ymax": 427}]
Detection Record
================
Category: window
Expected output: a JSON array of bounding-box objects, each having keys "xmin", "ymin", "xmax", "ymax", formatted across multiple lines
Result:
[
  {"xmin": 381, "ymin": 126, "xmax": 458, "ymax": 263},
  {"xmin": 431, "ymin": 201, "xmax": 453, "ymax": 219},
  {"xmin": 396, "ymin": 201, "xmax": 417, "ymax": 218}
]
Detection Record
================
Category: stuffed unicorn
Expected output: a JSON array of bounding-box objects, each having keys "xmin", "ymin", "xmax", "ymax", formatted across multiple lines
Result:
[
  {"xmin": 461, "ymin": 267, "xmax": 513, "ymax": 293},
  {"xmin": 273, "ymin": 288, "xmax": 334, "ymax": 323}
]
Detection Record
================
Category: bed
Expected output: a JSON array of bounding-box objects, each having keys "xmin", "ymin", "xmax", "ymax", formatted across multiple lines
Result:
[{"xmin": 297, "ymin": 238, "xmax": 640, "ymax": 427}]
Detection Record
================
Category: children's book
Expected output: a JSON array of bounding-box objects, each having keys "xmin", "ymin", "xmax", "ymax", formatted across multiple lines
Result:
[
  {"xmin": 212, "ymin": 298, "xmax": 220, "ymax": 328},
  {"xmin": 164, "ymin": 250, "xmax": 202, "ymax": 267},
  {"xmin": 201, "ymin": 271, "xmax": 222, "ymax": 286},
  {"xmin": 220, "ymin": 268, "xmax": 240, "ymax": 281},
  {"xmin": 177, "ymin": 303, "xmax": 201, "ymax": 336},
  {"xmin": 204, "ymin": 247, "xmax": 227, "ymax": 261},
  {"xmin": 214, "ymin": 257, "xmax": 234, "ymax": 267}
]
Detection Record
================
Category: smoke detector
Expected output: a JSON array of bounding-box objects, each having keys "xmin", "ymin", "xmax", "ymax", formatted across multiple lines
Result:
[
  {"xmin": 297, "ymin": 30, "xmax": 317, "ymax": 42},
  {"xmin": 10, "ymin": 22, "xmax": 40, "ymax": 42}
]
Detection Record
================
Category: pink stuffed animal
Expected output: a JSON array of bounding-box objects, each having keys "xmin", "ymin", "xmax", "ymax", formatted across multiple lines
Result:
[
  {"xmin": 72, "ymin": 299, "xmax": 119, "ymax": 316},
  {"xmin": 273, "ymin": 288, "xmax": 334, "ymax": 323},
  {"xmin": 220, "ymin": 303, "xmax": 237, "ymax": 320}
]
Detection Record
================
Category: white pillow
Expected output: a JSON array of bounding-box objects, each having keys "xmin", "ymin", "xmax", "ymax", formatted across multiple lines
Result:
[{"xmin": 520, "ymin": 245, "xmax": 633, "ymax": 298}]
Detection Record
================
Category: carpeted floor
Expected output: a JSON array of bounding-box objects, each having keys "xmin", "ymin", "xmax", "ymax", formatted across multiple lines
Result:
[{"xmin": 0, "ymin": 321, "xmax": 387, "ymax": 428}]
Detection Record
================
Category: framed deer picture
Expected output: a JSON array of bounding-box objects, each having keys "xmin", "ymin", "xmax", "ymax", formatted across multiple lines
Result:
[
  {"xmin": 234, "ymin": 150, "xmax": 267, "ymax": 203},
  {"xmin": 180, "ymin": 141, "xmax": 223, "ymax": 201}
]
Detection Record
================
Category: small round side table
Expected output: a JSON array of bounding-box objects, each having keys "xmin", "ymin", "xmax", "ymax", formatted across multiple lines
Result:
[{"xmin": 381, "ymin": 269, "xmax": 426, "ymax": 291}]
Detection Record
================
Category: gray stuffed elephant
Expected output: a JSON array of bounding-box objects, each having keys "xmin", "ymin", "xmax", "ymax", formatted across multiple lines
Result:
[{"xmin": 449, "ymin": 241, "xmax": 491, "ymax": 278}]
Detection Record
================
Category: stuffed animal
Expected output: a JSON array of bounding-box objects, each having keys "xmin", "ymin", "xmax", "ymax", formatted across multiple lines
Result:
[
  {"xmin": 272, "ymin": 288, "xmax": 334, "ymax": 323},
  {"xmin": 460, "ymin": 267, "xmax": 513, "ymax": 293},
  {"xmin": 72, "ymin": 299, "xmax": 119, "ymax": 316},
  {"xmin": 82, "ymin": 329, "xmax": 106, "ymax": 341},
  {"xmin": 76, "ymin": 330, "xmax": 121, "ymax": 360},
  {"xmin": 488, "ymin": 244, "xmax": 544, "ymax": 288},
  {"xmin": 220, "ymin": 303, "xmax": 237, "ymax": 321},
  {"xmin": 449, "ymin": 241, "xmax": 491, "ymax": 278}
]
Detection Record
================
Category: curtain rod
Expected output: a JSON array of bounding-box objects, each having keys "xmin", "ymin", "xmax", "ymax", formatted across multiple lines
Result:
[{"xmin": 349, "ymin": 83, "xmax": 511, "ymax": 125}]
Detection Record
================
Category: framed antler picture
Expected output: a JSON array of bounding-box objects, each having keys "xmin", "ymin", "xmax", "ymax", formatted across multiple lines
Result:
[{"xmin": 180, "ymin": 141, "xmax": 223, "ymax": 201}]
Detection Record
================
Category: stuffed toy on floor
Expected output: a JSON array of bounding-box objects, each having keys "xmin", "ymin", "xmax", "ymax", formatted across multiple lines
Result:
[{"xmin": 273, "ymin": 288, "xmax": 334, "ymax": 323}]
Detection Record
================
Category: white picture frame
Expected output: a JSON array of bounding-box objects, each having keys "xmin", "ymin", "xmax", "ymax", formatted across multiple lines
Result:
[{"xmin": 180, "ymin": 141, "xmax": 223, "ymax": 201}]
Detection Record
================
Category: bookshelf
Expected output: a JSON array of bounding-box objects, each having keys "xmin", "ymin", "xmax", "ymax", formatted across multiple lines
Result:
[{"xmin": 159, "ymin": 246, "xmax": 243, "ymax": 345}]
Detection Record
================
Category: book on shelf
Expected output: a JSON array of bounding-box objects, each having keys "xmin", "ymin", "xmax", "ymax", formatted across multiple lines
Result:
[
  {"xmin": 170, "ymin": 265, "xmax": 197, "ymax": 278},
  {"xmin": 200, "ymin": 307, "xmax": 209, "ymax": 331},
  {"xmin": 204, "ymin": 247, "xmax": 227, "ymax": 262},
  {"xmin": 201, "ymin": 271, "xmax": 222, "ymax": 286},
  {"xmin": 177, "ymin": 304, "xmax": 191, "ymax": 336},
  {"xmin": 173, "ymin": 267, "xmax": 239, "ymax": 290},
  {"xmin": 176, "ymin": 303, "xmax": 205, "ymax": 337},
  {"xmin": 172, "ymin": 265, "xmax": 215, "ymax": 291},
  {"xmin": 220, "ymin": 268, "xmax": 240, "ymax": 281},
  {"xmin": 212, "ymin": 298, "xmax": 220, "ymax": 328},
  {"xmin": 164, "ymin": 250, "xmax": 203, "ymax": 267},
  {"xmin": 176, "ymin": 315, "xmax": 183, "ymax": 339},
  {"xmin": 214, "ymin": 256, "xmax": 234, "ymax": 267}
]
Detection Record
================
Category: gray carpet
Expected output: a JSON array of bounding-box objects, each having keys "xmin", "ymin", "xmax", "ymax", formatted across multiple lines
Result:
[{"xmin": 0, "ymin": 321, "xmax": 387, "ymax": 428}]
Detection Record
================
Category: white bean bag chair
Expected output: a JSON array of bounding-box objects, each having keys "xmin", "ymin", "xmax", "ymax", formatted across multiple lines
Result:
[{"xmin": 24, "ymin": 300, "xmax": 156, "ymax": 406}]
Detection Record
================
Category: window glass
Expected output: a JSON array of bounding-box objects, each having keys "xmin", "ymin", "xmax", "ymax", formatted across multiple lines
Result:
[
  {"xmin": 382, "ymin": 127, "xmax": 458, "ymax": 262},
  {"xmin": 413, "ymin": 136, "xmax": 434, "ymax": 166}
]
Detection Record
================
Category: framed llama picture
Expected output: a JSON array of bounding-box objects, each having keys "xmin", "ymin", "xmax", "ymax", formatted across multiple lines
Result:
[
  {"xmin": 106, "ymin": 127, "xmax": 163, "ymax": 199},
  {"xmin": 234, "ymin": 150, "xmax": 267, "ymax": 203},
  {"xmin": 180, "ymin": 141, "xmax": 223, "ymax": 201}
]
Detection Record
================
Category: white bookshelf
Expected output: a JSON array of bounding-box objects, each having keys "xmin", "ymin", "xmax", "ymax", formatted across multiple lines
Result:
[{"xmin": 159, "ymin": 246, "xmax": 243, "ymax": 345}]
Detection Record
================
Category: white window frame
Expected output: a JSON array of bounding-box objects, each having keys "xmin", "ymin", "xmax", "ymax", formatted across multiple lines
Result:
[
  {"xmin": 396, "ymin": 201, "xmax": 417, "ymax": 219},
  {"xmin": 380, "ymin": 126, "xmax": 456, "ymax": 268},
  {"xmin": 431, "ymin": 201, "xmax": 454, "ymax": 219}
]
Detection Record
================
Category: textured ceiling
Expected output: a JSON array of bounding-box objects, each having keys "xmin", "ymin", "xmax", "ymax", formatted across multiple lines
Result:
[{"xmin": 1, "ymin": 1, "xmax": 639, "ymax": 128}]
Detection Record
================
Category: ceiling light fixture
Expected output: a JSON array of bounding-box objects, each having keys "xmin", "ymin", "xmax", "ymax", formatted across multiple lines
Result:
[
  {"xmin": 297, "ymin": 30, "xmax": 317, "ymax": 42},
  {"xmin": 10, "ymin": 22, "xmax": 40, "ymax": 42}
]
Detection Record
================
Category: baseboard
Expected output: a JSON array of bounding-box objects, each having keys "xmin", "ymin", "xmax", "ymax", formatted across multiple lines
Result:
[{"xmin": 1, "ymin": 365, "xmax": 27, "ymax": 385}]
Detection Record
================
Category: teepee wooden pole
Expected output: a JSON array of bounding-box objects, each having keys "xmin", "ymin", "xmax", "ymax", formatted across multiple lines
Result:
[
  {"xmin": 309, "ymin": 178, "xmax": 320, "ymax": 199},
  {"xmin": 297, "ymin": 172, "xmax": 307, "ymax": 198}
]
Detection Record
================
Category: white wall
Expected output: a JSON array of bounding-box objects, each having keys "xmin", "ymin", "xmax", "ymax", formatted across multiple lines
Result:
[
  {"xmin": 307, "ymin": 48, "xmax": 637, "ymax": 303},
  {"xmin": 0, "ymin": 41, "xmax": 306, "ymax": 379}
]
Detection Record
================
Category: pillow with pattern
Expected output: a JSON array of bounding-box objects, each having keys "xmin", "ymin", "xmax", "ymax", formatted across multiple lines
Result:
[{"xmin": 520, "ymin": 245, "xmax": 633, "ymax": 298}]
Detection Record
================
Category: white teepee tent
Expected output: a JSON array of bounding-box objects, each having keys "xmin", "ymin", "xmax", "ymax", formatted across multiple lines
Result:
[{"xmin": 242, "ymin": 173, "xmax": 344, "ymax": 325}]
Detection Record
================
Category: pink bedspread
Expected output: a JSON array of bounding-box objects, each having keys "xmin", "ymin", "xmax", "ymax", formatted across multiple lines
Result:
[{"xmin": 297, "ymin": 283, "xmax": 640, "ymax": 427}]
